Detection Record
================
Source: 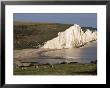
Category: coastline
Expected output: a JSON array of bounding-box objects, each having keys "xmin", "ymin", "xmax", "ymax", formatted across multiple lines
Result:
[
  {"xmin": 14, "ymin": 41, "xmax": 97, "ymax": 75},
  {"xmin": 14, "ymin": 40, "xmax": 97, "ymax": 62}
]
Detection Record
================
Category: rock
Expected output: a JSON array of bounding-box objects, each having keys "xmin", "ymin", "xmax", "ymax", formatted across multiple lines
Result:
[
  {"xmin": 42, "ymin": 24, "xmax": 97, "ymax": 49},
  {"xmin": 15, "ymin": 60, "xmax": 32, "ymax": 68}
]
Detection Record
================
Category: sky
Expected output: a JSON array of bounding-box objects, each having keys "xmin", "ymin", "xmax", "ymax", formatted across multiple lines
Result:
[{"xmin": 14, "ymin": 13, "xmax": 97, "ymax": 28}]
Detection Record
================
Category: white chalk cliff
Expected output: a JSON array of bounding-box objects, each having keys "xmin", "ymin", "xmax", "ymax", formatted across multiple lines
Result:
[{"xmin": 42, "ymin": 24, "xmax": 97, "ymax": 49}]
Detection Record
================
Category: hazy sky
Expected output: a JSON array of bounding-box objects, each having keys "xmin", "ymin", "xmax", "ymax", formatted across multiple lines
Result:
[{"xmin": 14, "ymin": 13, "xmax": 97, "ymax": 28}]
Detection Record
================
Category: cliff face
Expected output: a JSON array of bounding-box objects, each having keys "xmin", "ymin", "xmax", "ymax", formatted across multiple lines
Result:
[{"xmin": 42, "ymin": 24, "xmax": 97, "ymax": 49}]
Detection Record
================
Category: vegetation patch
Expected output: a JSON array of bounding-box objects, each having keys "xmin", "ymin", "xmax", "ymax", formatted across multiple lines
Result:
[
  {"xmin": 14, "ymin": 22, "xmax": 96, "ymax": 49},
  {"xmin": 14, "ymin": 63, "xmax": 97, "ymax": 75}
]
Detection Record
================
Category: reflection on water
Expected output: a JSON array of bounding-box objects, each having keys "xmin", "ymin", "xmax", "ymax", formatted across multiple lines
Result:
[
  {"xmin": 25, "ymin": 41, "xmax": 97, "ymax": 64},
  {"xmin": 39, "ymin": 41, "xmax": 97, "ymax": 63}
]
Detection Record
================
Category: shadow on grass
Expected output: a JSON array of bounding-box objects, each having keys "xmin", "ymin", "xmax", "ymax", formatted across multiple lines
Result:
[{"xmin": 68, "ymin": 69, "xmax": 97, "ymax": 75}]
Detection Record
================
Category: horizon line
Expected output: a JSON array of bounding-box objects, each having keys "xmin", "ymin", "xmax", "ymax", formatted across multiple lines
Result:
[{"xmin": 14, "ymin": 21, "xmax": 97, "ymax": 28}]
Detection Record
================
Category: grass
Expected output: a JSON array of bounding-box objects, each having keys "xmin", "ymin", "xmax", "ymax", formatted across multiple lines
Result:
[
  {"xmin": 14, "ymin": 22, "xmax": 72, "ymax": 49},
  {"xmin": 13, "ymin": 22, "xmax": 97, "ymax": 75},
  {"xmin": 14, "ymin": 22, "xmax": 97, "ymax": 49},
  {"xmin": 14, "ymin": 63, "xmax": 97, "ymax": 75}
]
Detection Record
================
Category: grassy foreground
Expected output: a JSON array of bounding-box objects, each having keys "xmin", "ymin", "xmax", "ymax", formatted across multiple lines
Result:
[{"xmin": 14, "ymin": 63, "xmax": 97, "ymax": 75}]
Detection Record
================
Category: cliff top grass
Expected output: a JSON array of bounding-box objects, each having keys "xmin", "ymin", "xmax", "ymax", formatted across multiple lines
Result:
[{"xmin": 14, "ymin": 22, "xmax": 97, "ymax": 49}]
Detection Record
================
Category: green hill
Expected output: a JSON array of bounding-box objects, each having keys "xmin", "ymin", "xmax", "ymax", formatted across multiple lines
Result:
[{"xmin": 14, "ymin": 22, "xmax": 96, "ymax": 49}]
